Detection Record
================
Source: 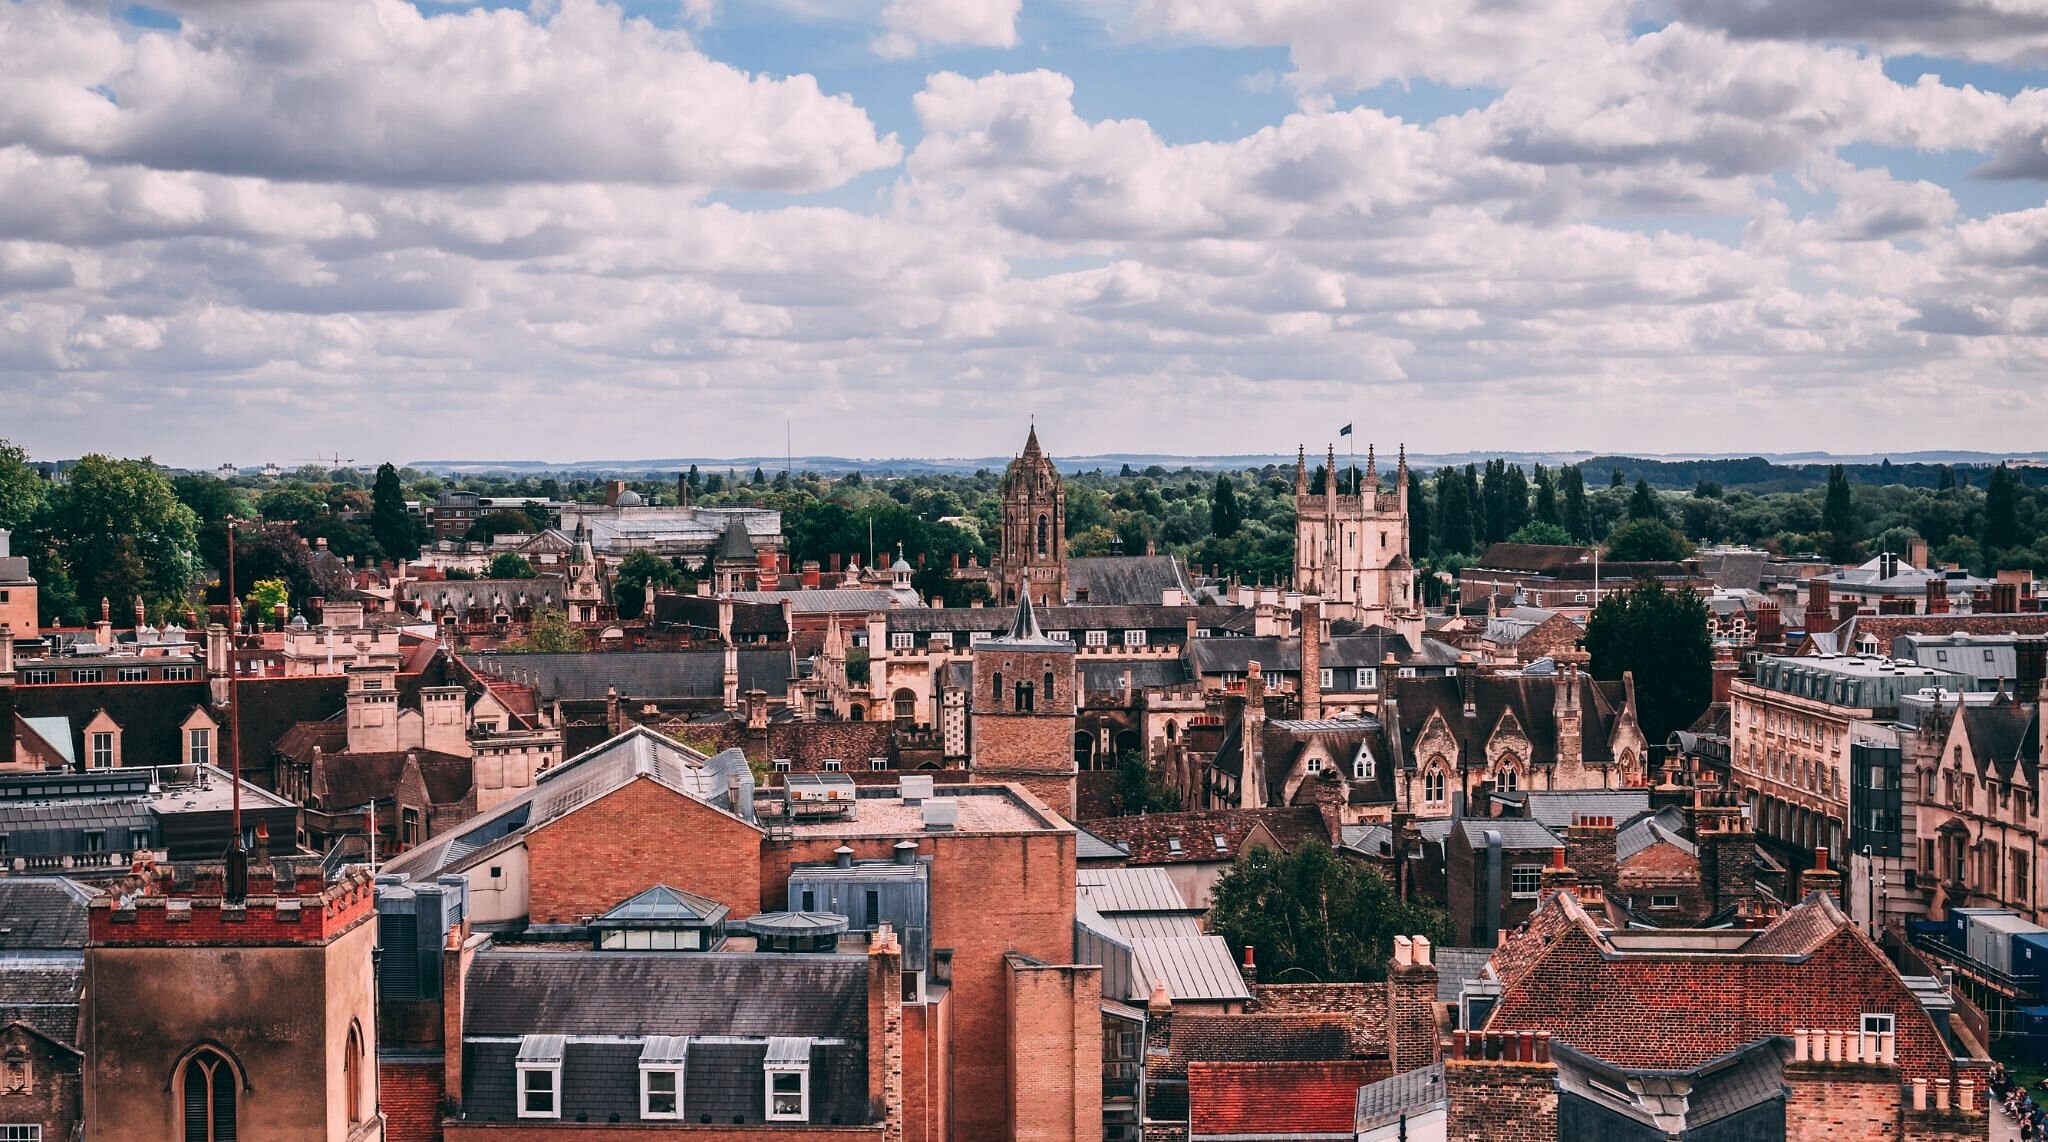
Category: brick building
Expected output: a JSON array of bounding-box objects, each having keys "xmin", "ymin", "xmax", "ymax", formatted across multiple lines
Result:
[{"xmin": 969, "ymin": 589, "xmax": 1080, "ymax": 819}]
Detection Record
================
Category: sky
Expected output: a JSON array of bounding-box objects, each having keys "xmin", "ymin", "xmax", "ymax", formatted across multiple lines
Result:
[{"xmin": 3, "ymin": 0, "xmax": 2048, "ymax": 468}]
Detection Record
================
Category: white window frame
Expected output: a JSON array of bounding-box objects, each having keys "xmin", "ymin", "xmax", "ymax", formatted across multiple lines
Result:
[
  {"xmin": 640, "ymin": 1065, "xmax": 684, "ymax": 1120},
  {"xmin": 765, "ymin": 1067, "xmax": 809, "ymax": 1122},
  {"xmin": 928, "ymin": 633, "xmax": 953, "ymax": 650},
  {"xmin": 1354, "ymin": 754, "xmax": 1374, "ymax": 781},
  {"xmin": 870, "ymin": 758, "xmax": 889, "ymax": 771},
  {"xmin": 1356, "ymin": 668, "xmax": 1377, "ymax": 690},
  {"xmin": 1085, "ymin": 630, "xmax": 1108, "ymax": 646},
  {"xmin": 1650, "ymin": 894, "xmax": 1679, "ymax": 910},
  {"xmin": 1861, "ymin": 1013, "xmax": 1894, "ymax": 1036},
  {"xmin": 1509, "ymin": 864, "xmax": 1542, "ymax": 899},
  {"xmin": 1122, "ymin": 629, "xmax": 1147, "ymax": 647},
  {"xmin": 1306, "ymin": 757, "xmax": 1323, "ymax": 773},
  {"xmin": 71, "ymin": 668, "xmax": 102, "ymax": 683},
  {"xmin": 188, "ymin": 727, "xmax": 211, "ymax": 767},
  {"xmin": 1047, "ymin": 629, "xmax": 1072, "ymax": 642},
  {"xmin": 19, "ymin": 670, "xmax": 52, "ymax": 685},
  {"xmin": 116, "ymin": 667, "xmax": 148, "ymax": 682},
  {"xmin": 163, "ymin": 665, "xmax": 193, "ymax": 681},
  {"xmin": 823, "ymin": 758, "xmax": 843, "ymax": 772},
  {"xmin": 0, "ymin": 1126, "xmax": 44, "ymax": 1142},
  {"xmin": 772, "ymin": 759, "xmax": 791, "ymax": 773},
  {"xmin": 1319, "ymin": 668, "xmax": 1334, "ymax": 689},
  {"xmin": 516, "ymin": 1064, "xmax": 561, "ymax": 1119},
  {"xmin": 90, "ymin": 732, "xmax": 115, "ymax": 769},
  {"xmin": 1424, "ymin": 768, "xmax": 1446, "ymax": 804},
  {"xmin": 890, "ymin": 632, "xmax": 914, "ymax": 650}
]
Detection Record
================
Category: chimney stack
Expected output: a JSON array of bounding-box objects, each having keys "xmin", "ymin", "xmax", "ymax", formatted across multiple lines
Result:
[
  {"xmin": 1926, "ymin": 578, "xmax": 1950, "ymax": 615},
  {"xmin": 1907, "ymin": 537, "xmax": 1930, "ymax": 570},
  {"xmin": 1300, "ymin": 597, "xmax": 1323, "ymax": 721},
  {"xmin": 1992, "ymin": 582, "xmax": 2021, "ymax": 614},
  {"xmin": 1804, "ymin": 578, "xmax": 1833, "ymax": 636}
]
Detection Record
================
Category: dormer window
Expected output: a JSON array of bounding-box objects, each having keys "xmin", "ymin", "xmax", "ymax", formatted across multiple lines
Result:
[
  {"xmin": 516, "ymin": 1035, "xmax": 564, "ymax": 1119},
  {"xmin": 764, "ymin": 1037, "xmax": 811, "ymax": 1122},
  {"xmin": 640, "ymin": 1036, "xmax": 688, "ymax": 1120}
]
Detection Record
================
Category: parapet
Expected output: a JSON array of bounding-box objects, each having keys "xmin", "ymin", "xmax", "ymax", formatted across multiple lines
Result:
[{"xmin": 89, "ymin": 864, "xmax": 377, "ymax": 947}]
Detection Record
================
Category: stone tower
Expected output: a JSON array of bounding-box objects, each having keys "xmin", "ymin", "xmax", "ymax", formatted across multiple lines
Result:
[
  {"xmin": 993, "ymin": 426, "xmax": 1068, "ymax": 607},
  {"xmin": 970, "ymin": 585, "xmax": 1079, "ymax": 819},
  {"xmin": 1293, "ymin": 441, "xmax": 1420, "ymax": 641}
]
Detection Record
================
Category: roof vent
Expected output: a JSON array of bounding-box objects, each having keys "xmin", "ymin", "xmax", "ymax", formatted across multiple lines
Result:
[
  {"xmin": 922, "ymin": 798, "xmax": 958, "ymax": 833},
  {"xmin": 834, "ymin": 844, "xmax": 854, "ymax": 869},
  {"xmin": 900, "ymin": 774, "xmax": 934, "ymax": 805},
  {"xmin": 894, "ymin": 840, "xmax": 919, "ymax": 866}
]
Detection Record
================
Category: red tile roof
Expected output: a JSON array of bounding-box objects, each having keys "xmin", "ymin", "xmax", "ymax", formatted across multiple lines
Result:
[{"xmin": 1188, "ymin": 1060, "xmax": 1374, "ymax": 1137}]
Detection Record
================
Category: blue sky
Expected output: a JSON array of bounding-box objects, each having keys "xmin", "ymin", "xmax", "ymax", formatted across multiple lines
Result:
[{"xmin": 2, "ymin": 0, "xmax": 2046, "ymax": 465}]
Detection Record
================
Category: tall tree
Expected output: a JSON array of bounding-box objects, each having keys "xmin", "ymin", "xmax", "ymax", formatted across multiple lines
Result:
[
  {"xmin": 1436, "ymin": 467, "xmax": 1475, "ymax": 555},
  {"xmin": 487, "ymin": 553, "xmax": 539, "ymax": 580},
  {"xmin": 1627, "ymin": 478, "xmax": 1665, "ymax": 523},
  {"xmin": 1561, "ymin": 465, "xmax": 1590, "ymax": 543},
  {"xmin": 1984, "ymin": 463, "xmax": 2020, "ymax": 553},
  {"xmin": 44, "ymin": 454, "xmax": 199, "ymax": 614},
  {"xmin": 1480, "ymin": 460, "xmax": 1507, "ymax": 545},
  {"xmin": 1405, "ymin": 467, "xmax": 1432, "ymax": 558},
  {"xmin": 1207, "ymin": 837, "xmax": 1452, "ymax": 983},
  {"xmin": 1583, "ymin": 576, "xmax": 1712, "ymax": 752},
  {"xmin": 1822, "ymin": 464, "xmax": 1857, "ymax": 563},
  {"xmin": 1209, "ymin": 473, "xmax": 1243, "ymax": 538},
  {"xmin": 1531, "ymin": 464, "xmax": 1560, "ymax": 528},
  {"xmin": 1604, "ymin": 518, "xmax": 1692, "ymax": 562},
  {"xmin": 613, "ymin": 549, "xmax": 681, "ymax": 619},
  {"xmin": 370, "ymin": 462, "xmax": 420, "ymax": 560},
  {"xmin": 1502, "ymin": 463, "xmax": 1531, "ymax": 538},
  {"xmin": 0, "ymin": 439, "xmax": 46, "ymax": 536}
]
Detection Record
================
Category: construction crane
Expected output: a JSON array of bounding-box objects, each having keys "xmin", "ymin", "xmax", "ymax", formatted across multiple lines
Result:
[{"xmin": 286, "ymin": 452, "xmax": 357, "ymax": 469}]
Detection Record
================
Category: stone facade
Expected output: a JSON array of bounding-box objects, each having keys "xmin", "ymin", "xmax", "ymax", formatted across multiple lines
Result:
[
  {"xmin": 990, "ymin": 427, "xmax": 1069, "ymax": 608},
  {"xmin": 1291, "ymin": 443, "xmax": 1419, "ymax": 642}
]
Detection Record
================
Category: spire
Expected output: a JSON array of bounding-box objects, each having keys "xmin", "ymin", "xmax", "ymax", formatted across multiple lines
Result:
[
  {"xmin": 1397, "ymin": 443, "xmax": 1410, "ymax": 516},
  {"xmin": 1365, "ymin": 443, "xmax": 1377, "ymax": 487},
  {"xmin": 1023, "ymin": 422, "xmax": 1043, "ymax": 458},
  {"xmin": 1295, "ymin": 446, "xmax": 1308, "ymax": 497},
  {"xmin": 1006, "ymin": 576, "xmax": 1045, "ymax": 641}
]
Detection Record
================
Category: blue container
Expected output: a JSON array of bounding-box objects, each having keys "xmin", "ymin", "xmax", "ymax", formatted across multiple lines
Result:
[{"xmin": 2016, "ymin": 932, "xmax": 2048, "ymax": 992}]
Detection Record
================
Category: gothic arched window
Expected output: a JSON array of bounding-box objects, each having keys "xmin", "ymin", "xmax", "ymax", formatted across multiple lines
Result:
[
  {"xmin": 346, "ymin": 1022, "xmax": 366, "ymax": 1124},
  {"xmin": 180, "ymin": 1047, "xmax": 238, "ymax": 1142},
  {"xmin": 992, "ymin": 672, "xmax": 1004, "ymax": 707},
  {"xmin": 1015, "ymin": 682, "xmax": 1035, "ymax": 713},
  {"xmin": 1036, "ymin": 514, "xmax": 1050, "ymax": 556},
  {"xmin": 1043, "ymin": 670, "xmax": 1055, "ymax": 702}
]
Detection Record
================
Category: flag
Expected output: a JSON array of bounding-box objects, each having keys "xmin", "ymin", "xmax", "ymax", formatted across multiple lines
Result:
[{"xmin": 1339, "ymin": 423, "xmax": 1353, "ymax": 436}]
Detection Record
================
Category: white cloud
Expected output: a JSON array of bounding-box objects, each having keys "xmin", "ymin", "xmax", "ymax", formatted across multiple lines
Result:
[{"xmin": 874, "ymin": 0, "xmax": 1021, "ymax": 58}]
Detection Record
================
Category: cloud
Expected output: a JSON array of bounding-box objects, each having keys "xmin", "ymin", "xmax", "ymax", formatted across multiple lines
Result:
[
  {"xmin": 1660, "ymin": 0, "xmax": 2048, "ymax": 66},
  {"xmin": 0, "ymin": 0, "xmax": 900, "ymax": 191},
  {"xmin": 874, "ymin": 0, "xmax": 1021, "ymax": 57}
]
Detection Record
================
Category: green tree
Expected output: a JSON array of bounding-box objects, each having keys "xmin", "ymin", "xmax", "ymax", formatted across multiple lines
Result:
[
  {"xmin": 1611, "ymin": 467, "xmax": 1626, "ymax": 488},
  {"xmin": 370, "ymin": 462, "xmax": 421, "ymax": 560},
  {"xmin": 501, "ymin": 608, "xmax": 588, "ymax": 653},
  {"xmin": 1435, "ymin": 466, "xmax": 1475, "ymax": 555},
  {"xmin": 1532, "ymin": 464, "xmax": 1560, "ymax": 528},
  {"xmin": 43, "ymin": 454, "xmax": 199, "ymax": 614},
  {"xmin": 1626, "ymin": 478, "xmax": 1665, "ymax": 523},
  {"xmin": 465, "ymin": 510, "xmax": 538, "ymax": 543},
  {"xmin": 752, "ymin": 467, "xmax": 766, "ymax": 486},
  {"xmin": 487, "ymin": 552, "xmax": 538, "ymax": 580},
  {"xmin": 1603, "ymin": 518, "xmax": 1693, "ymax": 562},
  {"xmin": 1405, "ymin": 467, "xmax": 1432, "ymax": 558},
  {"xmin": 1210, "ymin": 474, "xmax": 1243, "ymax": 539},
  {"xmin": 1110, "ymin": 751, "xmax": 1182, "ymax": 816},
  {"xmin": 258, "ymin": 484, "xmax": 326, "ymax": 523},
  {"xmin": 1984, "ymin": 463, "xmax": 2020, "ymax": 553},
  {"xmin": 1561, "ymin": 465, "xmax": 1591, "ymax": 542},
  {"xmin": 246, "ymin": 577, "xmax": 292, "ymax": 628},
  {"xmin": 613, "ymin": 549, "xmax": 681, "ymax": 619},
  {"xmin": 1583, "ymin": 576, "xmax": 1711, "ymax": 752},
  {"xmin": 1507, "ymin": 521, "xmax": 1572, "ymax": 546},
  {"xmin": 0, "ymin": 440, "xmax": 42, "ymax": 535},
  {"xmin": 1822, "ymin": 465, "xmax": 1857, "ymax": 562},
  {"xmin": 1206, "ymin": 835, "xmax": 1452, "ymax": 983}
]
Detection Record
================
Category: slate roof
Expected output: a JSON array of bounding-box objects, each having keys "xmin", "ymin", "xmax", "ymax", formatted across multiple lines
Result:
[
  {"xmin": 0, "ymin": 878, "xmax": 94, "ymax": 950},
  {"xmin": 1073, "ymin": 824, "xmax": 1128, "ymax": 862},
  {"xmin": 884, "ymin": 604, "xmax": 1242, "ymax": 636},
  {"xmin": 713, "ymin": 515, "xmax": 758, "ymax": 561},
  {"xmin": 1080, "ymin": 807, "xmax": 1329, "ymax": 866},
  {"xmin": 1432, "ymin": 947, "xmax": 1495, "ymax": 1005},
  {"xmin": 1162, "ymin": 1013, "xmax": 1360, "ymax": 1076},
  {"xmin": 10, "ymin": 677, "xmax": 215, "ymax": 770},
  {"xmin": 1354, "ymin": 1062, "xmax": 1447, "ymax": 1134},
  {"xmin": 1473, "ymin": 544, "xmax": 1594, "ymax": 574},
  {"xmin": 0, "ymin": 956, "xmax": 83, "ymax": 1047},
  {"xmin": 1078, "ymin": 660, "xmax": 1192, "ymax": 691},
  {"xmin": 463, "ymin": 949, "xmax": 866, "ymax": 1038},
  {"xmin": 727, "ymin": 589, "xmax": 910, "ymax": 615},
  {"xmin": 1617, "ymin": 806, "xmax": 1695, "ymax": 864},
  {"xmin": 1067, "ymin": 555, "xmax": 1192, "ymax": 606},
  {"xmin": 1522, "ymin": 791, "xmax": 1652, "ymax": 832},
  {"xmin": 1453, "ymin": 818, "xmax": 1562, "ymax": 852},
  {"xmin": 407, "ymin": 578, "xmax": 566, "ymax": 619},
  {"xmin": 1187, "ymin": 632, "xmax": 1411, "ymax": 676},
  {"xmin": 1554, "ymin": 1038, "xmax": 1787, "ymax": 1136},
  {"xmin": 1384, "ymin": 672, "xmax": 1631, "ymax": 771},
  {"xmin": 1961, "ymin": 702, "xmax": 2041, "ymax": 785},
  {"xmin": 461, "ymin": 648, "xmax": 793, "ymax": 702},
  {"xmin": 1188, "ymin": 1060, "xmax": 1375, "ymax": 1139}
]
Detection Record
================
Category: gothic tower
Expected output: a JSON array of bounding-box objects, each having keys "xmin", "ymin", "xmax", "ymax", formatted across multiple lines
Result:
[
  {"xmin": 1293, "ymin": 440, "xmax": 1420, "ymax": 644},
  {"xmin": 969, "ymin": 585, "xmax": 1079, "ymax": 819},
  {"xmin": 993, "ymin": 426, "xmax": 1068, "ymax": 606}
]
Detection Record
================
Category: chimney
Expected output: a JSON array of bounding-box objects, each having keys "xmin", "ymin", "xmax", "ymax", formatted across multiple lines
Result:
[
  {"xmin": 894, "ymin": 839, "xmax": 918, "ymax": 866},
  {"xmin": 1803, "ymin": 846, "xmax": 1843, "ymax": 905},
  {"xmin": 1693, "ymin": 790, "xmax": 1755, "ymax": 913},
  {"xmin": 1992, "ymin": 582, "xmax": 2020, "ymax": 614},
  {"xmin": 1907, "ymin": 537, "xmax": 1930, "ymax": 570},
  {"xmin": 829, "ymin": 552, "xmax": 842, "ymax": 575},
  {"xmin": 1386, "ymin": 934, "xmax": 1441, "ymax": 1074},
  {"xmin": 0, "ymin": 529, "xmax": 8, "ymax": 558},
  {"xmin": 604, "ymin": 479, "xmax": 624, "ymax": 507},
  {"xmin": 1711, "ymin": 643, "xmax": 1737, "ymax": 707},
  {"xmin": 1460, "ymin": 657, "xmax": 1477, "ymax": 719},
  {"xmin": 2016, "ymin": 636, "xmax": 2046, "ymax": 701},
  {"xmin": 1804, "ymin": 578, "xmax": 1833, "ymax": 636},
  {"xmin": 834, "ymin": 844, "xmax": 854, "ymax": 869},
  {"xmin": 1925, "ymin": 578, "xmax": 1950, "ymax": 615},
  {"xmin": 722, "ymin": 643, "xmax": 739, "ymax": 710},
  {"xmin": 745, "ymin": 688, "xmax": 769, "ymax": 732},
  {"xmin": 133, "ymin": 595, "xmax": 146, "ymax": 631},
  {"xmin": 801, "ymin": 561, "xmax": 822, "ymax": 590},
  {"xmin": 1755, "ymin": 599, "xmax": 1782, "ymax": 646},
  {"xmin": 0, "ymin": 623, "xmax": 13, "ymax": 677},
  {"xmin": 1564, "ymin": 815, "xmax": 1618, "ymax": 895},
  {"xmin": 1239, "ymin": 944, "xmax": 1258, "ymax": 990},
  {"xmin": 1300, "ymin": 598, "xmax": 1323, "ymax": 721}
]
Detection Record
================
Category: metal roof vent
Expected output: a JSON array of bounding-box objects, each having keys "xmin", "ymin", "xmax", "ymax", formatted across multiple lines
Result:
[
  {"xmin": 922, "ymin": 798, "xmax": 958, "ymax": 833},
  {"xmin": 894, "ymin": 840, "xmax": 919, "ymax": 865},
  {"xmin": 900, "ymin": 774, "xmax": 934, "ymax": 805},
  {"xmin": 833, "ymin": 844, "xmax": 854, "ymax": 868}
]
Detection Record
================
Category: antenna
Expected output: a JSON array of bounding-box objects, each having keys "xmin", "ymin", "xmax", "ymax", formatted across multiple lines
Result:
[{"xmin": 223, "ymin": 516, "xmax": 248, "ymax": 903}]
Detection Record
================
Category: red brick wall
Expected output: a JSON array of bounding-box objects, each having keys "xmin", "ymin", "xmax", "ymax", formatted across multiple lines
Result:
[
  {"xmin": 1005, "ymin": 957, "xmax": 1102, "ymax": 1142},
  {"xmin": 443, "ymin": 1125, "xmax": 881, "ymax": 1140},
  {"xmin": 524, "ymin": 777, "xmax": 764, "ymax": 925},
  {"xmin": 1783, "ymin": 1063, "xmax": 1898, "ymax": 1142},
  {"xmin": 381, "ymin": 1057, "xmax": 445, "ymax": 1142},
  {"xmin": 0, "ymin": 1026, "xmax": 80, "ymax": 1142},
  {"xmin": 899, "ymin": 995, "xmax": 950, "ymax": 1142},
  {"xmin": 1444, "ymin": 1060, "xmax": 1557, "ymax": 1142},
  {"xmin": 1247, "ymin": 982, "xmax": 1387, "ymax": 1048}
]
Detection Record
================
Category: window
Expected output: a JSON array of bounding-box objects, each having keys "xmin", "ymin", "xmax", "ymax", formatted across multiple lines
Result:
[
  {"xmin": 1123, "ymin": 630, "xmax": 1147, "ymax": 647},
  {"xmin": 1496, "ymin": 768, "xmax": 1519, "ymax": 793},
  {"xmin": 187, "ymin": 727, "xmax": 211, "ymax": 767},
  {"xmin": 823, "ymin": 759, "xmax": 842, "ymax": 772},
  {"xmin": 345, "ymin": 1024, "xmax": 365, "ymax": 1124},
  {"xmin": 82, "ymin": 831, "xmax": 104, "ymax": 853},
  {"xmin": 1356, "ymin": 668, "xmax": 1377, "ymax": 690},
  {"xmin": 71, "ymin": 668, "xmax": 102, "ymax": 683},
  {"xmin": 1651, "ymin": 895, "xmax": 1679, "ymax": 910},
  {"xmin": 19, "ymin": 670, "xmax": 52, "ymax": 685},
  {"xmin": 164, "ymin": 665, "xmax": 193, "ymax": 681},
  {"xmin": 517, "ymin": 1064, "xmax": 560, "ymax": 1119},
  {"xmin": 890, "ymin": 632, "xmax": 913, "ymax": 650},
  {"xmin": 131, "ymin": 828, "xmax": 151, "ymax": 852},
  {"xmin": 870, "ymin": 758, "xmax": 888, "ymax": 771},
  {"xmin": 893, "ymin": 691, "xmax": 917, "ymax": 719},
  {"xmin": 865, "ymin": 889, "xmax": 881, "ymax": 926},
  {"xmin": 1424, "ymin": 768, "xmax": 1446, "ymax": 804},
  {"xmin": 772, "ymin": 759, "xmax": 791, "ymax": 773},
  {"xmin": 1166, "ymin": 837, "xmax": 1183, "ymax": 855},
  {"xmin": 117, "ymin": 667, "xmax": 149, "ymax": 682},
  {"xmin": 90, "ymin": 733, "xmax": 115, "ymax": 769},
  {"xmin": 2016, "ymin": 851, "xmax": 2031, "ymax": 902},
  {"xmin": 1047, "ymin": 629, "xmax": 1072, "ymax": 642},
  {"xmin": 928, "ymin": 633, "xmax": 953, "ymax": 650},
  {"xmin": 1509, "ymin": 865, "xmax": 1542, "ymax": 898},
  {"xmin": 991, "ymin": 672, "xmax": 1003, "ymax": 706},
  {"xmin": 1085, "ymin": 630, "xmax": 1108, "ymax": 646},
  {"xmin": 1319, "ymin": 668, "xmax": 1334, "ymax": 688},
  {"xmin": 0, "ymin": 1126, "xmax": 41, "ymax": 1141},
  {"xmin": 1354, "ymin": 751, "xmax": 1375, "ymax": 781},
  {"xmin": 767, "ymin": 1069, "xmax": 808, "ymax": 1121},
  {"xmin": 1043, "ymin": 670, "xmax": 1055, "ymax": 701},
  {"xmin": 1014, "ymin": 682, "xmax": 1034, "ymax": 712},
  {"xmin": 1861, "ymin": 1013, "xmax": 1895, "ymax": 1036},
  {"xmin": 1306, "ymin": 757, "xmax": 1323, "ymax": 773},
  {"xmin": 180, "ymin": 1048, "xmax": 237, "ymax": 1142},
  {"xmin": 1214, "ymin": 835, "xmax": 1228, "ymax": 852},
  {"xmin": 1035, "ymin": 514, "xmax": 1050, "ymax": 556},
  {"xmin": 642, "ymin": 1066, "xmax": 683, "ymax": 1119}
]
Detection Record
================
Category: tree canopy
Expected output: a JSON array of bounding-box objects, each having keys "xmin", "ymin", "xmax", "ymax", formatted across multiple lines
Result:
[
  {"xmin": 1206, "ymin": 835, "xmax": 1452, "ymax": 984},
  {"xmin": 1583, "ymin": 576, "xmax": 1712, "ymax": 752}
]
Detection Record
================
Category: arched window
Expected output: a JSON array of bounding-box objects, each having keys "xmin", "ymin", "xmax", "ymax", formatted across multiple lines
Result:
[
  {"xmin": 1036, "ymin": 514, "xmax": 1050, "ymax": 556},
  {"xmin": 180, "ymin": 1047, "xmax": 238, "ymax": 1142},
  {"xmin": 1015, "ymin": 682, "xmax": 1034, "ymax": 712},
  {"xmin": 1497, "ymin": 767, "xmax": 1519, "ymax": 793},
  {"xmin": 893, "ymin": 689, "xmax": 918, "ymax": 721},
  {"xmin": 992, "ymin": 672, "xmax": 1004, "ymax": 708},
  {"xmin": 345, "ymin": 1022, "xmax": 365, "ymax": 1124},
  {"xmin": 1043, "ymin": 671, "xmax": 1055, "ymax": 703},
  {"xmin": 849, "ymin": 705, "xmax": 865, "ymax": 721},
  {"xmin": 1423, "ymin": 766, "xmax": 1446, "ymax": 805}
]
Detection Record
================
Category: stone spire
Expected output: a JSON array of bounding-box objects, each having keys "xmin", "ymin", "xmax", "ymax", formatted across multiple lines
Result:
[
  {"xmin": 1397, "ymin": 444, "xmax": 1409, "ymax": 513},
  {"xmin": 1005, "ymin": 576, "xmax": 1045, "ymax": 641},
  {"xmin": 1365, "ymin": 443, "xmax": 1377, "ymax": 488},
  {"xmin": 1294, "ymin": 446, "xmax": 1308, "ymax": 497}
]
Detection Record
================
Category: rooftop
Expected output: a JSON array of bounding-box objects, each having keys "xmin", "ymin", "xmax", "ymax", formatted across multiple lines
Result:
[{"xmin": 764, "ymin": 783, "xmax": 1063, "ymax": 839}]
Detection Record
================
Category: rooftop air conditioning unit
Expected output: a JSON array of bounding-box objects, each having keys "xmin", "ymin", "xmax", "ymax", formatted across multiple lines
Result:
[{"xmin": 900, "ymin": 775, "xmax": 934, "ymax": 805}]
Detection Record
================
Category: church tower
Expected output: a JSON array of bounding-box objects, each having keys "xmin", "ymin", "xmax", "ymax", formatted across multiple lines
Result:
[
  {"xmin": 992, "ymin": 426, "xmax": 1067, "ymax": 607},
  {"xmin": 1294, "ymin": 440, "xmax": 1420, "ymax": 643},
  {"xmin": 969, "ymin": 585, "xmax": 1079, "ymax": 819}
]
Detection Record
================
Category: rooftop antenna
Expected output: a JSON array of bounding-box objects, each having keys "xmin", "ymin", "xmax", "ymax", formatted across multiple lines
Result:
[{"xmin": 223, "ymin": 515, "xmax": 248, "ymax": 903}]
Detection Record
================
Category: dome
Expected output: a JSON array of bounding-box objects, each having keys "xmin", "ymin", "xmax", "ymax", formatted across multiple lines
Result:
[{"xmin": 615, "ymin": 490, "xmax": 644, "ymax": 507}]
